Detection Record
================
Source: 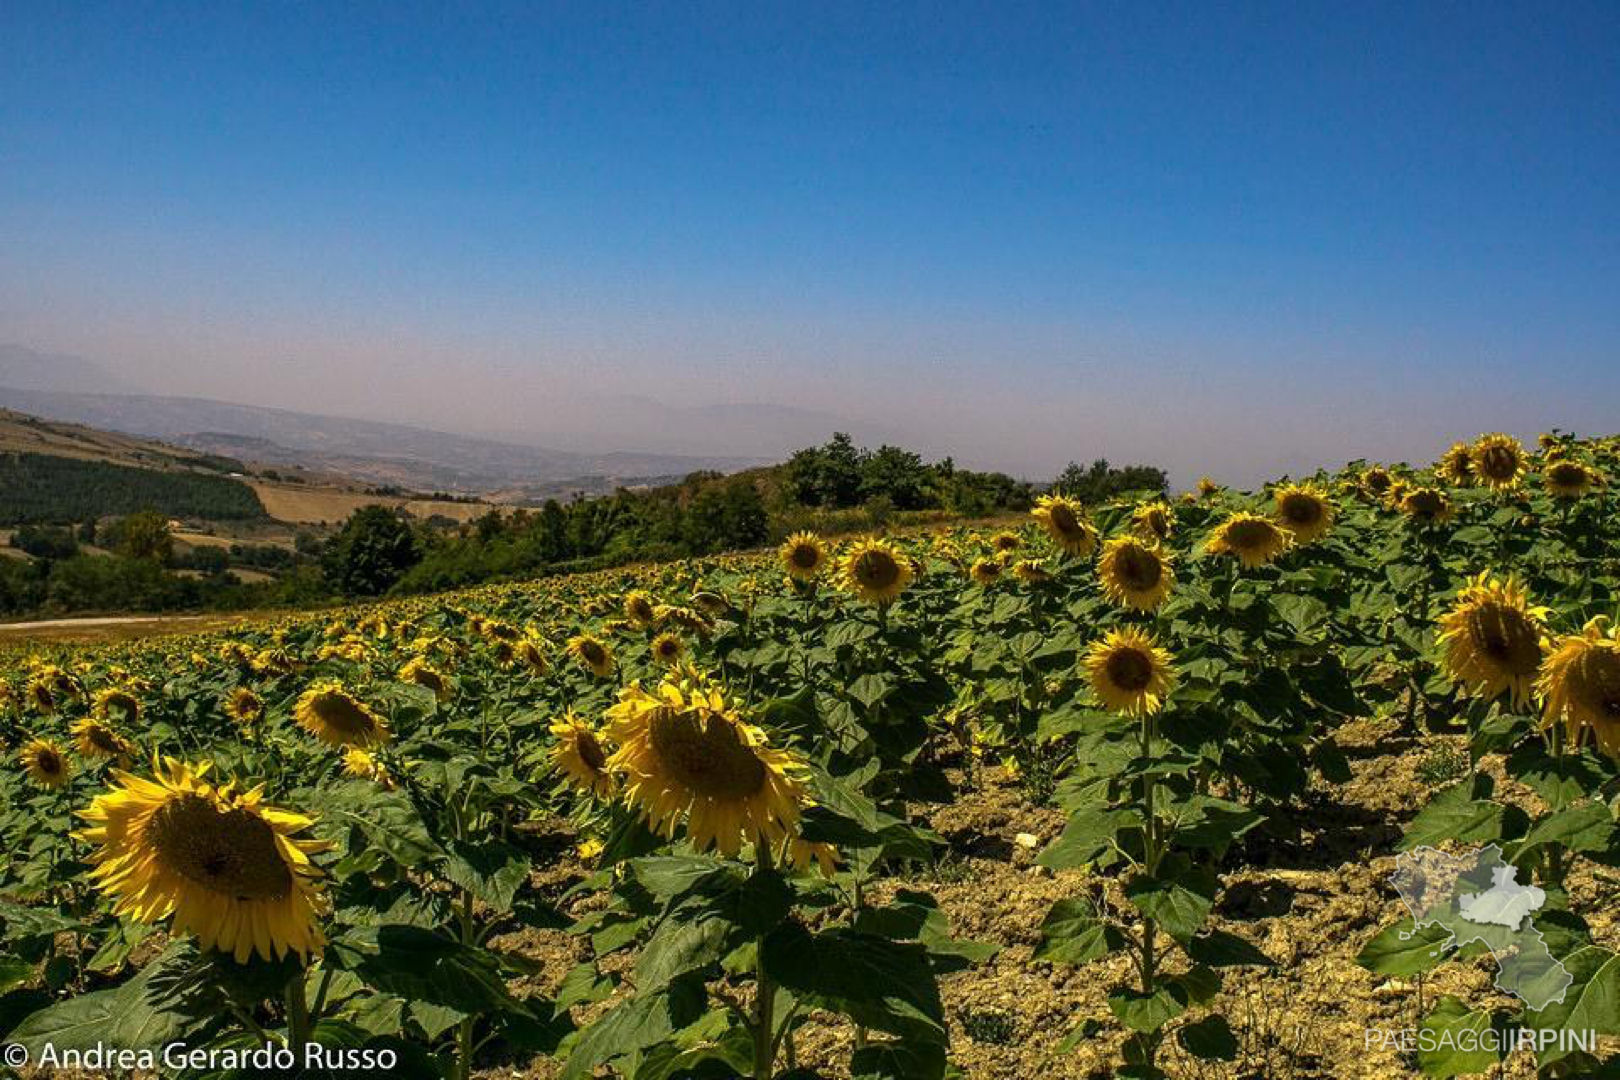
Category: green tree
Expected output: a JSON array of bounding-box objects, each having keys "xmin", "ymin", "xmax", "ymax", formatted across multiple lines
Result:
[
  {"xmin": 104, "ymin": 510, "xmax": 175, "ymax": 563},
  {"xmin": 322, "ymin": 506, "xmax": 423, "ymax": 597}
]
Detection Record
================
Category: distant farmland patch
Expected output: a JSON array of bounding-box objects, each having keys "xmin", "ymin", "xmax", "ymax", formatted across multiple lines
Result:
[
  {"xmin": 248, "ymin": 481, "xmax": 500, "ymax": 525},
  {"xmin": 0, "ymin": 452, "xmax": 268, "ymax": 524}
]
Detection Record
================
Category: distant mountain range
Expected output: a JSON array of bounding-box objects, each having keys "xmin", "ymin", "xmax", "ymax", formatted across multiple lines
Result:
[{"xmin": 0, "ymin": 346, "xmax": 770, "ymax": 496}]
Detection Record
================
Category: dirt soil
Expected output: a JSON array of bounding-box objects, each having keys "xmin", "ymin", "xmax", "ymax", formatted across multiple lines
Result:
[{"xmin": 486, "ymin": 714, "xmax": 1619, "ymax": 1079}]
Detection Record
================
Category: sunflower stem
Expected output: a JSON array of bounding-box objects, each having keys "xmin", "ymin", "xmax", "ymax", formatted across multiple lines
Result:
[
  {"xmin": 284, "ymin": 971, "xmax": 311, "ymax": 1055},
  {"xmin": 753, "ymin": 840, "xmax": 776, "ymax": 1080}
]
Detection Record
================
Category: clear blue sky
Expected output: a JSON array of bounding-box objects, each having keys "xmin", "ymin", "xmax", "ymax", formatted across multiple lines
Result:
[{"xmin": 2, "ymin": 2, "xmax": 1617, "ymax": 483}]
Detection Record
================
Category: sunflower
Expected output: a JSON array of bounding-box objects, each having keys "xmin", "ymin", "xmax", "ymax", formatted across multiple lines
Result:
[
  {"xmin": 991, "ymin": 531, "xmax": 1022, "ymax": 553},
  {"xmin": 1097, "ymin": 537, "xmax": 1174, "ymax": 611},
  {"xmin": 690, "ymin": 591, "xmax": 731, "ymax": 617},
  {"xmin": 1205, "ymin": 512, "xmax": 1290, "ymax": 569},
  {"xmin": 1085, "ymin": 630, "xmax": 1176, "ymax": 716},
  {"xmin": 1437, "ymin": 443, "xmax": 1475, "ymax": 486},
  {"xmin": 1013, "ymin": 558, "xmax": 1053, "ymax": 584},
  {"xmin": 399, "ymin": 656, "xmax": 452, "ymax": 701},
  {"xmin": 842, "ymin": 539, "xmax": 914, "ymax": 606},
  {"xmin": 605, "ymin": 672, "xmax": 809, "ymax": 857},
  {"xmin": 1273, "ymin": 484, "xmax": 1334, "ymax": 546},
  {"xmin": 517, "ymin": 637, "xmax": 549, "ymax": 674},
  {"xmin": 78, "ymin": 758, "xmax": 329, "ymax": 964},
  {"xmin": 225, "ymin": 687, "xmax": 263, "ymax": 727},
  {"xmin": 651, "ymin": 631, "xmax": 686, "ymax": 666},
  {"xmin": 1471, "ymin": 433, "xmax": 1527, "ymax": 490},
  {"xmin": 1538, "ymin": 618, "xmax": 1620, "ymax": 757},
  {"xmin": 292, "ymin": 682, "xmax": 390, "ymax": 749},
  {"xmin": 969, "ymin": 558, "xmax": 1003, "ymax": 587},
  {"xmin": 19, "ymin": 737, "xmax": 71, "ymax": 788},
  {"xmin": 1398, "ymin": 487, "xmax": 1454, "ymax": 525},
  {"xmin": 93, "ymin": 687, "xmax": 142, "ymax": 724},
  {"xmin": 1436, "ymin": 573, "xmax": 1548, "ymax": 708},
  {"xmin": 782, "ymin": 836, "xmax": 842, "ymax": 879},
  {"xmin": 779, "ymin": 532, "xmax": 828, "ymax": 581},
  {"xmin": 1131, "ymin": 502, "xmax": 1173, "ymax": 542},
  {"xmin": 549, "ymin": 713, "xmax": 616, "ymax": 798},
  {"xmin": 1032, "ymin": 495, "xmax": 1097, "ymax": 557},
  {"xmin": 342, "ymin": 748, "xmax": 394, "ymax": 789},
  {"xmin": 25, "ymin": 675, "xmax": 57, "ymax": 715},
  {"xmin": 1196, "ymin": 477, "xmax": 1222, "ymax": 500},
  {"xmin": 1361, "ymin": 466, "xmax": 1394, "ymax": 497},
  {"xmin": 624, "ymin": 591, "xmax": 658, "ymax": 629},
  {"xmin": 72, "ymin": 717, "xmax": 132, "ymax": 760},
  {"xmin": 567, "ymin": 634, "xmax": 616, "ymax": 679},
  {"xmin": 1545, "ymin": 460, "xmax": 1600, "ymax": 500}
]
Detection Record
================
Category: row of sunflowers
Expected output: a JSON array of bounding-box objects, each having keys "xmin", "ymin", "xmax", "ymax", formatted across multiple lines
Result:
[{"xmin": 1, "ymin": 429, "xmax": 1617, "ymax": 1078}]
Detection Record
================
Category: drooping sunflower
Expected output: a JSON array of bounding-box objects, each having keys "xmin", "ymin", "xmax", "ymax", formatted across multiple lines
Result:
[
  {"xmin": 225, "ymin": 687, "xmax": 263, "ymax": 727},
  {"xmin": 624, "ymin": 591, "xmax": 658, "ymax": 629},
  {"xmin": 1205, "ymin": 512, "xmax": 1291, "ymax": 569},
  {"xmin": 1436, "ymin": 573, "xmax": 1548, "ymax": 708},
  {"xmin": 1032, "ymin": 495, "xmax": 1097, "ymax": 557},
  {"xmin": 779, "ymin": 531, "xmax": 828, "ymax": 581},
  {"xmin": 991, "ymin": 531, "xmax": 1022, "ymax": 554},
  {"xmin": 1437, "ymin": 443, "xmax": 1475, "ymax": 486},
  {"xmin": 1097, "ymin": 537, "xmax": 1174, "ymax": 611},
  {"xmin": 1085, "ymin": 630, "xmax": 1176, "ymax": 716},
  {"xmin": 1131, "ymin": 502, "xmax": 1173, "ymax": 542},
  {"xmin": 1538, "ymin": 618, "xmax": 1620, "ymax": 757},
  {"xmin": 969, "ymin": 558, "xmax": 1003, "ymax": 587},
  {"xmin": 93, "ymin": 687, "xmax": 142, "ymax": 724},
  {"xmin": 292, "ymin": 682, "xmax": 391, "ymax": 749},
  {"xmin": 19, "ymin": 737, "xmax": 71, "ymax": 788},
  {"xmin": 567, "ymin": 634, "xmax": 616, "ymax": 679},
  {"xmin": 605, "ymin": 672, "xmax": 810, "ymax": 857},
  {"xmin": 1398, "ymin": 487, "xmax": 1455, "ymax": 525},
  {"xmin": 1360, "ymin": 466, "xmax": 1394, "ymax": 497},
  {"xmin": 1273, "ymin": 484, "xmax": 1334, "ymax": 546},
  {"xmin": 1471, "ymin": 433, "xmax": 1527, "ymax": 491},
  {"xmin": 1545, "ymin": 460, "xmax": 1601, "ymax": 500},
  {"xmin": 549, "ymin": 712, "xmax": 616, "ymax": 798},
  {"xmin": 842, "ymin": 539, "xmax": 914, "ymax": 606},
  {"xmin": 398, "ymin": 656, "xmax": 452, "ymax": 701},
  {"xmin": 1013, "ymin": 558, "xmax": 1053, "ymax": 584},
  {"xmin": 650, "ymin": 631, "xmax": 686, "ymax": 666},
  {"xmin": 690, "ymin": 591, "xmax": 731, "ymax": 618},
  {"xmin": 78, "ymin": 758, "xmax": 329, "ymax": 964},
  {"xmin": 72, "ymin": 717, "xmax": 133, "ymax": 760}
]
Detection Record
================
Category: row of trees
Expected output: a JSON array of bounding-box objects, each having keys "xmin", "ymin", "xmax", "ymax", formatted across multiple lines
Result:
[{"xmin": 0, "ymin": 452, "xmax": 267, "ymax": 525}]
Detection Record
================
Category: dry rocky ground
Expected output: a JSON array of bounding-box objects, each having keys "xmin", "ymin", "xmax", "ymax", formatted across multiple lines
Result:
[{"xmin": 492, "ymin": 714, "xmax": 1620, "ymax": 1079}]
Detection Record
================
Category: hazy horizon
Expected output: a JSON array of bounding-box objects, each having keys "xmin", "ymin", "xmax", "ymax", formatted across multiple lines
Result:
[{"xmin": 4, "ymin": 5, "xmax": 1617, "ymax": 487}]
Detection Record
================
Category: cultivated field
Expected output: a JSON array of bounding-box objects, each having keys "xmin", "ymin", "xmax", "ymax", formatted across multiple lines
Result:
[
  {"xmin": 2, "ymin": 432, "xmax": 1618, "ymax": 1079},
  {"xmin": 249, "ymin": 481, "xmax": 504, "ymax": 526}
]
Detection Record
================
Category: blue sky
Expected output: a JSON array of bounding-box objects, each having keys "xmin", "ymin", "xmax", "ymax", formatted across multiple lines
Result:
[{"xmin": 2, "ymin": 2, "xmax": 1617, "ymax": 483}]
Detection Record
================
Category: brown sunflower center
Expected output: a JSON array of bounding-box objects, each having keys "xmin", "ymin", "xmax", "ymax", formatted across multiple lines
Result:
[
  {"xmin": 1464, "ymin": 605, "xmax": 1540, "ymax": 673},
  {"xmin": 854, "ymin": 551, "xmax": 901, "ymax": 589},
  {"xmin": 307, "ymin": 692, "xmax": 378, "ymax": 739},
  {"xmin": 1280, "ymin": 495, "xmax": 1323, "ymax": 527},
  {"xmin": 1105, "ymin": 648, "xmax": 1155, "ymax": 693},
  {"xmin": 575, "ymin": 730, "xmax": 609, "ymax": 772},
  {"xmin": 84, "ymin": 725, "xmax": 124, "ymax": 754},
  {"xmin": 647, "ymin": 706, "xmax": 767, "ymax": 800},
  {"xmin": 578, "ymin": 641, "xmax": 606, "ymax": 665},
  {"xmin": 32, "ymin": 748, "xmax": 64, "ymax": 775},
  {"xmin": 1048, "ymin": 504, "xmax": 1081, "ymax": 535},
  {"xmin": 1225, "ymin": 519, "xmax": 1279, "ymax": 551},
  {"xmin": 148, "ymin": 793, "xmax": 293, "ymax": 901},
  {"xmin": 1116, "ymin": 546, "xmax": 1162, "ymax": 591},
  {"xmin": 1570, "ymin": 651, "xmax": 1620, "ymax": 718},
  {"xmin": 1477, "ymin": 446, "xmax": 1520, "ymax": 481},
  {"xmin": 1548, "ymin": 463, "xmax": 1587, "ymax": 487},
  {"xmin": 791, "ymin": 544, "xmax": 820, "ymax": 569},
  {"xmin": 1405, "ymin": 491, "xmax": 1446, "ymax": 518}
]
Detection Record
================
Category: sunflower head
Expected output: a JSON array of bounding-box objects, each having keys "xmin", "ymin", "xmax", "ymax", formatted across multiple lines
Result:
[
  {"xmin": 1361, "ymin": 466, "xmax": 1394, "ymax": 496},
  {"xmin": 93, "ymin": 687, "xmax": 142, "ymax": 724},
  {"xmin": 969, "ymin": 558, "xmax": 1003, "ymax": 587},
  {"xmin": 651, "ymin": 631, "xmax": 686, "ymax": 666},
  {"xmin": 517, "ymin": 637, "xmax": 549, "ymax": 675},
  {"xmin": 842, "ymin": 539, "xmax": 914, "ymax": 606},
  {"xmin": 1538, "ymin": 618, "xmax": 1620, "ymax": 757},
  {"xmin": 1205, "ymin": 512, "xmax": 1291, "ymax": 569},
  {"xmin": 342, "ymin": 748, "xmax": 395, "ymax": 789},
  {"xmin": 1545, "ymin": 460, "xmax": 1601, "ymax": 500},
  {"xmin": 1437, "ymin": 443, "xmax": 1475, "ymax": 486},
  {"xmin": 1436, "ymin": 573, "xmax": 1548, "ymax": 708},
  {"xmin": 292, "ymin": 682, "xmax": 391, "ymax": 749},
  {"xmin": 624, "ymin": 591, "xmax": 658, "ymax": 628},
  {"xmin": 399, "ymin": 656, "xmax": 453, "ymax": 701},
  {"xmin": 72, "ymin": 717, "xmax": 133, "ymax": 760},
  {"xmin": 1273, "ymin": 484, "xmax": 1334, "ymax": 546},
  {"xmin": 549, "ymin": 712, "xmax": 616, "ymax": 798},
  {"xmin": 1013, "ymin": 558, "xmax": 1053, "ymax": 584},
  {"xmin": 1032, "ymin": 495, "xmax": 1098, "ymax": 557},
  {"xmin": 78, "ymin": 758, "xmax": 330, "ymax": 964},
  {"xmin": 226, "ymin": 687, "xmax": 264, "ymax": 726},
  {"xmin": 780, "ymin": 531, "xmax": 828, "ymax": 580},
  {"xmin": 1196, "ymin": 477, "xmax": 1222, "ymax": 500},
  {"xmin": 991, "ymin": 531, "xmax": 1022, "ymax": 553},
  {"xmin": 1098, "ymin": 536, "xmax": 1174, "ymax": 611},
  {"xmin": 19, "ymin": 737, "xmax": 71, "ymax": 788},
  {"xmin": 1131, "ymin": 502, "xmax": 1173, "ymax": 542},
  {"xmin": 1398, "ymin": 487, "xmax": 1455, "ymax": 526},
  {"xmin": 1471, "ymin": 433, "xmax": 1527, "ymax": 490},
  {"xmin": 605, "ymin": 672, "xmax": 810, "ymax": 856},
  {"xmin": 1085, "ymin": 630, "xmax": 1176, "ymax": 716},
  {"xmin": 567, "ymin": 634, "xmax": 616, "ymax": 679}
]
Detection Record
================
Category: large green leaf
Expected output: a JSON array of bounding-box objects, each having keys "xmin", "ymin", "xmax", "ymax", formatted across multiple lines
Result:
[
  {"xmin": 1123, "ymin": 864, "xmax": 1216, "ymax": 945},
  {"xmin": 1034, "ymin": 898, "xmax": 1122, "ymax": 965},
  {"xmin": 328, "ymin": 925, "xmax": 527, "ymax": 1019},
  {"xmin": 762, "ymin": 923, "xmax": 945, "ymax": 1042},
  {"xmin": 1416, "ymin": 997, "xmax": 1512, "ymax": 1078},
  {"xmin": 441, "ymin": 838, "xmax": 530, "ymax": 913},
  {"xmin": 1356, "ymin": 920, "xmax": 1454, "ymax": 977}
]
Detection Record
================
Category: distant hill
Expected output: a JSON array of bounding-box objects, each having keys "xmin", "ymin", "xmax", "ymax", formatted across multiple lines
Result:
[
  {"xmin": 0, "ymin": 344, "xmax": 143, "ymax": 394},
  {"xmin": 0, "ymin": 385, "xmax": 764, "ymax": 496}
]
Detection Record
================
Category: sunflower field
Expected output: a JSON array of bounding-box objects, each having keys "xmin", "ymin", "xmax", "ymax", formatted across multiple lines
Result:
[{"xmin": 2, "ymin": 431, "xmax": 1619, "ymax": 1079}]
